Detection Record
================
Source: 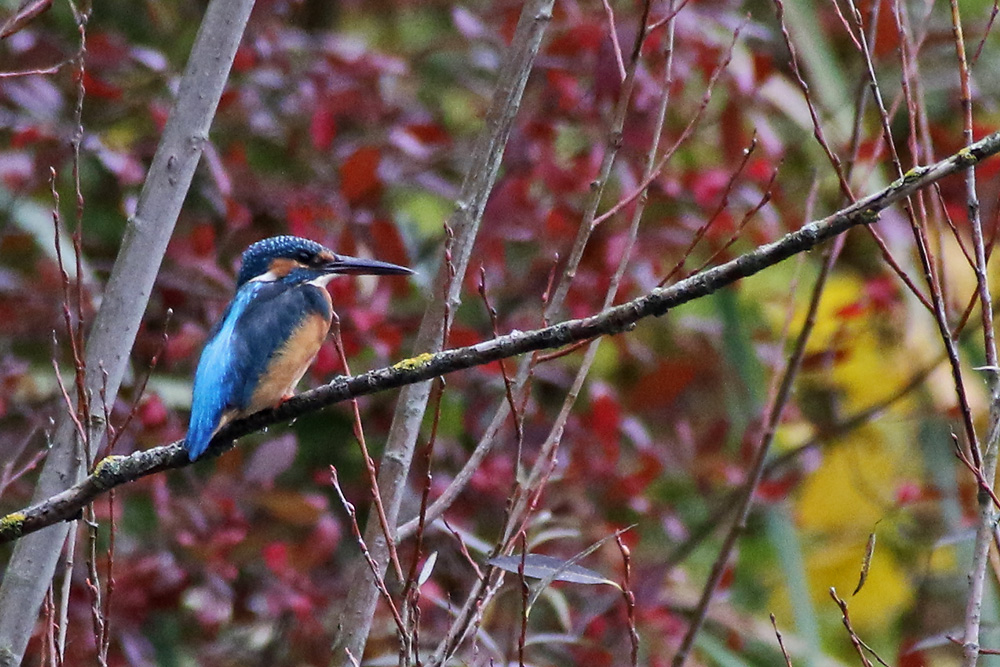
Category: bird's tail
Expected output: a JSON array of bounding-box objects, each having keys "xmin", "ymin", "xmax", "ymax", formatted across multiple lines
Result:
[{"xmin": 184, "ymin": 411, "xmax": 219, "ymax": 461}]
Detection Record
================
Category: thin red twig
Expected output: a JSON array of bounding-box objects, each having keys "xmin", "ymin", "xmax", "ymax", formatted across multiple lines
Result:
[
  {"xmin": 329, "ymin": 466, "xmax": 407, "ymax": 636},
  {"xmin": 331, "ymin": 323, "xmax": 405, "ymax": 583},
  {"xmin": 478, "ymin": 267, "xmax": 523, "ymax": 444},
  {"xmin": 616, "ymin": 535, "xmax": 639, "ymax": 667}
]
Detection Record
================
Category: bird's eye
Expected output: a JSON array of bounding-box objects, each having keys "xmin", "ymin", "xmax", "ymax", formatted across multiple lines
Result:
[{"xmin": 296, "ymin": 250, "xmax": 312, "ymax": 264}]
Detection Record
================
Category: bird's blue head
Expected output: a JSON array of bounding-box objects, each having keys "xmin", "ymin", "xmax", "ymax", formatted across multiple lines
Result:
[{"xmin": 236, "ymin": 235, "xmax": 412, "ymax": 287}]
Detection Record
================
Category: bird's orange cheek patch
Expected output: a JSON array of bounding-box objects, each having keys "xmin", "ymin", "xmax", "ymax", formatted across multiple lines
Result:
[{"xmin": 268, "ymin": 257, "xmax": 300, "ymax": 278}]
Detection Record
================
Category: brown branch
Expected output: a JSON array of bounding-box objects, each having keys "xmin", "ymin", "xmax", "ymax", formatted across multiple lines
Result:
[
  {"xmin": 330, "ymin": 323, "xmax": 405, "ymax": 584},
  {"xmin": 830, "ymin": 589, "xmax": 874, "ymax": 667},
  {"xmin": 770, "ymin": 614, "xmax": 794, "ymax": 667},
  {"xmin": 2, "ymin": 133, "xmax": 997, "ymax": 547},
  {"xmin": 617, "ymin": 536, "xmax": 640, "ymax": 667}
]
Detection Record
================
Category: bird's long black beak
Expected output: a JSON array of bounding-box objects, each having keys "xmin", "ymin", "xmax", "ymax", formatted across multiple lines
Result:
[{"xmin": 324, "ymin": 254, "xmax": 414, "ymax": 276}]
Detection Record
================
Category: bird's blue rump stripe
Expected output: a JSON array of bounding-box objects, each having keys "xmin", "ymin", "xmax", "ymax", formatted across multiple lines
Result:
[{"xmin": 184, "ymin": 283, "xmax": 262, "ymax": 460}]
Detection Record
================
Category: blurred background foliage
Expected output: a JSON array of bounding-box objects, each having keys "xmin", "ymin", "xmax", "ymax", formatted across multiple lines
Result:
[{"xmin": 3, "ymin": 0, "xmax": 1000, "ymax": 664}]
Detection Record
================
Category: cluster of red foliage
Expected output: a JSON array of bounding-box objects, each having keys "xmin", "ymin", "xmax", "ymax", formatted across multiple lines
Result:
[{"xmin": 2, "ymin": 0, "xmax": 992, "ymax": 664}]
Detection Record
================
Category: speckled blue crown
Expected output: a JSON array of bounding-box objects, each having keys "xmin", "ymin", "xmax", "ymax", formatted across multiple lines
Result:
[{"xmin": 236, "ymin": 236, "xmax": 330, "ymax": 286}]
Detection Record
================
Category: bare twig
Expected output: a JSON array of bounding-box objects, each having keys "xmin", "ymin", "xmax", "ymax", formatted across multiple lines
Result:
[
  {"xmin": 617, "ymin": 536, "xmax": 639, "ymax": 667},
  {"xmin": 670, "ymin": 225, "xmax": 844, "ymax": 667},
  {"xmin": 773, "ymin": 0, "xmax": 934, "ymax": 314},
  {"xmin": 517, "ymin": 533, "xmax": 529, "ymax": 667},
  {"xmin": 599, "ymin": 0, "xmax": 626, "ymax": 81},
  {"xmin": 832, "ymin": 589, "xmax": 872, "ymax": 667},
  {"xmin": 329, "ymin": 468, "xmax": 407, "ymax": 638},
  {"xmin": 478, "ymin": 268, "xmax": 523, "ymax": 445},
  {"xmin": 0, "ymin": 59, "xmax": 73, "ymax": 77},
  {"xmin": 661, "ymin": 135, "xmax": 759, "ymax": 285},
  {"xmin": 948, "ymin": 634, "xmax": 1000, "ymax": 656},
  {"xmin": 949, "ymin": 2, "xmax": 1000, "ymax": 663},
  {"xmin": 331, "ymin": 323, "xmax": 405, "ymax": 584},
  {"xmin": 330, "ymin": 1, "xmax": 557, "ymax": 661},
  {"xmin": 830, "ymin": 588, "xmax": 890, "ymax": 667},
  {"xmin": 105, "ymin": 310, "xmax": 173, "ymax": 456},
  {"xmin": 429, "ymin": 5, "xmax": 661, "ymax": 660},
  {"xmin": 953, "ymin": 433, "xmax": 1000, "ymax": 510},
  {"xmin": 770, "ymin": 614, "xmax": 794, "ymax": 667}
]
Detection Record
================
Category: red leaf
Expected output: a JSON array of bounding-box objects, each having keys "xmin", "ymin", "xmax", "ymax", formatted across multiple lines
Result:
[
  {"xmin": 546, "ymin": 70, "xmax": 583, "ymax": 112},
  {"xmin": 232, "ymin": 44, "xmax": 256, "ymax": 73},
  {"xmin": 286, "ymin": 202, "xmax": 317, "ymax": 236},
  {"xmin": 311, "ymin": 340, "xmax": 341, "ymax": 377},
  {"xmin": 218, "ymin": 89, "xmax": 238, "ymax": 111},
  {"xmin": 137, "ymin": 394, "xmax": 168, "ymax": 429},
  {"xmin": 11, "ymin": 126, "xmax": 45, "ymax": 149},
  {"xmin": 689, "ymin": 168, "xmax": 730, "ymax": 208},
  {"xmin": 225, "ymin": 198, "xmax": 252, "ymax": 229},
  {"xmin": 262, "ymin": 542, "xmax": 289, "ymax": 574},
  {"xmin": 718, "ymin": 563, "xmax": 735, "ymax": 591},
  {"xmin": 835, "ymin": 301, "xmax": 865, "ymax": 320},
  {"xmin": 588, "ymin": 387, "xmax": 621, "ymax": 460},
  {"xmin": 190, "ymin": 224, "xmax": 216, "ymax": 257},
  {"xmin": 628, "ymin": 360, "xmax": 698, "ymax": 410},
  {"xmin": 370, "ymin": 218, "xmax": 410, "ymax": 272},
  {"xmin": 755, "ymin": 475, "xmax": 796, "ymax": 503},
  {"xmin": 340, "ymin": 146, "xmax": 382, "ymax": 205},
  {"xmin": 895, "ymin": 481, "xmax": 923, "ymax": 506},
  {"xmin": 405, "ymin": 122, "xmax": 449, "ymax": 145},
  {"xmin": 865, "ymin": 275, "xmax": 898, "ymax": 311},
  {"xmin": 547, "ymin": 22, "xmax": 603, "ymax": 57},
  {"xmin": 545, "ymin": 207, "xmax": 575, "ymax": 237},
  {"xmin": 310, "ymin": 105, "xmax": 337, "ymax": 151},
  {"xmin": 82, "ymin": 72, "xmax": 122, "ymax": 100},
  {"xmin": 165, "ymin": 322, "xmax": 203, "ymax": 365}
]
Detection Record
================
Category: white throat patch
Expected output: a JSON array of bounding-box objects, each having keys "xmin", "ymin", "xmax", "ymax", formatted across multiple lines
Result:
[
  {"xmin": 308, "ymin": 273, "xmax": 339, "ymax": 288},
  {"xmin": 249, "ymin": 270, "xmax": 279, "ymax": 283}
]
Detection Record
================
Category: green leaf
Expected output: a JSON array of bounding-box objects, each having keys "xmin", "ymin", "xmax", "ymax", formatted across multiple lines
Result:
[{"xmin": 487, "ymin": 554, "xmax": 615, "ymax": 587}]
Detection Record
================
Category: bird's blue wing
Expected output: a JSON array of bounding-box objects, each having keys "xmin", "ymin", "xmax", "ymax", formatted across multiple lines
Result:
[
  {"xmin": 185, "ymin": 281, "xmax": 331, "ymax": 460},
  {"xmin": 184, "ymin": 283, "xmax": 262, "ymax": 460}
]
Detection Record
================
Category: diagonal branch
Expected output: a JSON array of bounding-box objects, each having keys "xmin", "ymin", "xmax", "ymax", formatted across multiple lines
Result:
[{"xmin": 2, "ymin": 130, "xmax": 998, "ymax": 547}]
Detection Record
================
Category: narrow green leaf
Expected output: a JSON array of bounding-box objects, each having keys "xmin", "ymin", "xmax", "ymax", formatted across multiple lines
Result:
[
  {"xmin": 487, "ymin": 554, "xmax": 614, "ymax": 586},
  {"xmin": 853, "ymin": 531, "xmax": 876, "ymax": 596},
  {"xmin": 418, "ymin": 551, "xmax": 438, "ymax": 588}
]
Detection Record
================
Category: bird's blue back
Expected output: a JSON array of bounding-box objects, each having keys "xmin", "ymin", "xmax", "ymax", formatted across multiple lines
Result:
[
  {"xmin": 185, "ymin": 279, "xmax": 332, "ymax": 460},
  {"xmin": 185, "ymin": 282, "xmax": 261, "ymax": 460}
]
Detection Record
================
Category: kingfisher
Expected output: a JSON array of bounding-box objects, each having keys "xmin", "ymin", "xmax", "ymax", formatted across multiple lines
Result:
[{"xmin": 184, "ymin": 235, "xmax": 412, "ymax": 461}]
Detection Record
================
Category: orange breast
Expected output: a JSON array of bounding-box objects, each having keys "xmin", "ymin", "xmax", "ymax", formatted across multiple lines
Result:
[{"xmin": 247, "ymin": 308, "xmax": 332, "ymax": 413}]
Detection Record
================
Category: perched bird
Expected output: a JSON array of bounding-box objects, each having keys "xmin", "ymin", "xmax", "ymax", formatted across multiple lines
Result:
[{"xmin": 184, "ymin": 235, "xmax": 412, "ymax": 461}]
